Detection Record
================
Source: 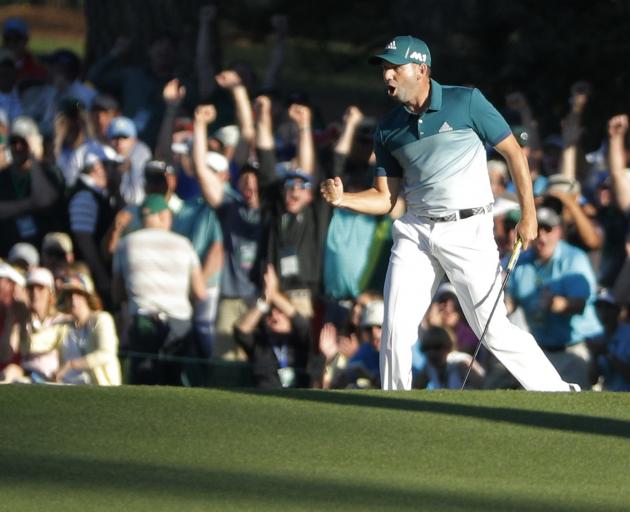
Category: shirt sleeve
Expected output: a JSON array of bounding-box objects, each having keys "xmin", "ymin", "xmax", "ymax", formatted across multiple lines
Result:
[
  {"xmin": 469, "ymin": 88, "xmax": 511, "ymax": 146},
  {"xmin": 374, "ymin": 127, "xmax": 403, "ymax": 178},
  {"xmin": 69, "ymin": 190, "xmax": 98, "ymax": 234}
]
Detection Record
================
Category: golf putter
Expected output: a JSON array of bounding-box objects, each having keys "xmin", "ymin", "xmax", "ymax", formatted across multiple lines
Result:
[{"xmin": 460, "ymin": 238, "xmax": 523, "ymax": 390}]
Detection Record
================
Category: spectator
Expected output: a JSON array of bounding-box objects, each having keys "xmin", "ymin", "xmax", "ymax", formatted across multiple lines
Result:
[
  {"xmin": 0, "ymin": 48, "xmax": 22, "ymax": 123},
  {"xmin": 192, "ymin": 103, "xmax": 262, "ymax": 361},
  {"xmin": 107, "ymin": 116, "xmax": 151, "ymax": 205},
  {"xmin": 41, "ymin": 231, "xmax": 75, "ymax": 292},
  {"xmin": 255, "ymin": 96, "xmax": 328, "ymax": 318},
  {"xmin": 88, "ymin": 33, "xmax": 194, "ymax": 148},
  {"xmin": 111, "ymin": 194, "xmax": 207, "ymax": 385},
  {"xmin": 67, "ymin": 152, "xmax": 116, "ymax": 307},
  {"xmin": 89, "ymin": 94, "xmax": 120, "ymax": 144},
  {"xmin": 22, "ymin": 49, "xmax": 97, "ymax": 138},
  {"xmin": 606, "ymin": 115, "xmax": 630, "ymax": 302},
  {"xmin": 7, "ymin": 242, "xmax": 39, "ymax": 273},
  {"xmin": 0, "ymin": 267, "xmax": 66, "ymax": 383},
  {"xmin": 544, "ymin": 174, "xmax": 603, "ymax": 252},
  {"xmin": 587, "ymin": 291, "xmax": 630, "ymax": 391},
  {"xmin": 507, "ymin": 206, "xmax": 603, "ymax": 389},
  {"xmin": 317, "ymin": 321, "xmax": 360, "ymax": 389},
  {"xmin": 0, "ymin": 262, "xmax": 26, "ymax": 372},
  {"xmin": 335, "ymin": 299, "xmax": 384, "ymax": 389},
  {"xmin": 323, "ymin": 105, "xmax": 397, "ymax": 327},
  {"xmin": 1, "ymin": 17, "xmax": 47, "ymax": 86},
  {"xmin": 54, "ymin": 272, "xmax": 121, "ymax": 386},
  {"xmin": 413, "ymin": 326, "xmax": 485, "ymax": 389},
  {"xmin": 422, "ymin": 282, "xmax": 479, "ymax": 355},
  {"xmin": 0, "ymin": 116, "xmax": 65, "ymax": 256},
  {"xmin": 233, "ymin": 264, "xmax": 310, "ymax": 388}
]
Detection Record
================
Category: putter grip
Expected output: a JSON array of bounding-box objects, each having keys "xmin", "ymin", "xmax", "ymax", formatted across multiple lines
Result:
[{"xmin": 506, "ymin": 239, "xmax": 523, "ymax": 272}]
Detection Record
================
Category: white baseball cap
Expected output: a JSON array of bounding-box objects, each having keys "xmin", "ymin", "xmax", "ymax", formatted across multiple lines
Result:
[
  {"xmin": 0, "ymin": 262, "xmax": 26, "ymax": 287},
  {"xmin": 26, "ymin": 267, "xmax": 55, "ymax": 290},
  {"xmin": 8, "ymin": 242, "xmax": 39, "ymax": 268},
  {"xmin": 206, "ymin": 151, "xmax": 229, "ymax": 173},
  {"xmin": 360, "ymin": 300, "xmax": 384, "ymax": 328}
]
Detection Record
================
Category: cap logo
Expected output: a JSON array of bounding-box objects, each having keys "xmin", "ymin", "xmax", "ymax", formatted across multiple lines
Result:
[
  {"xmin": 409, "ymin": 51, "xmax": 427, "ymax": 62},
  {"xmin": 385, "ymin": 40, "xmax": 397, "ymax": 50}
]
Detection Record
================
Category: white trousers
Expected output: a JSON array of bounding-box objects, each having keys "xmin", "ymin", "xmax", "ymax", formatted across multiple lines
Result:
[{"xmin": 380, "ymin": 212, "xmax": 571, "ymax": 391}]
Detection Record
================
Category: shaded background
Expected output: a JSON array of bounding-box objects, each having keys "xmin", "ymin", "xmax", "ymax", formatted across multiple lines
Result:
[{"xmin": 2, "ymin": 0, "xmax": 630, "ymax": 149}]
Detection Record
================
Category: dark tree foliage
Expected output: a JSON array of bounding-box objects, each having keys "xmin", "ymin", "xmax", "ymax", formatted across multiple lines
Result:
[{"xmin": 84, "ymin": 0, "xmax": 630, "ymax": 147}]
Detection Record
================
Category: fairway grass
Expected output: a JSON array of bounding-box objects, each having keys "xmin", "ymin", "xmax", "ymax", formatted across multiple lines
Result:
[{"xmin": 1, "ymin": 386, "xmax": 629, "ymax": 511}]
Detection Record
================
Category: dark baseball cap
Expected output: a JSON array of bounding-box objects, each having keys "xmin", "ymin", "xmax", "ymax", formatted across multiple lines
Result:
[{"xmin": 369, "ymin": 35, "xmax": 431, "ymax": 67}]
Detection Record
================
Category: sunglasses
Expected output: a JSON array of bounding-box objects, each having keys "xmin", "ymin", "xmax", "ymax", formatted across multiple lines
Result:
[
  {"xmin": 284, "ymin": 178, "xmax": 312, "ymax": 190},
  {"xmin": 538, "ymin": 224, "xmax": 554, "ymax": 233}
]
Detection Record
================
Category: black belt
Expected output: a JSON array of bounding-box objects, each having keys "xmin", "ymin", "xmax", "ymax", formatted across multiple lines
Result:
[{"xmin": 424, "ymin": 203, "xmax": 493, "ymax": 223}]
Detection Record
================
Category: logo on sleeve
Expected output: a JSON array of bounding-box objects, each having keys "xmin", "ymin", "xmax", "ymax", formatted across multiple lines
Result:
[{"xmin": 438, "ymin": 121, "xmax": 453, "ymax": 133}]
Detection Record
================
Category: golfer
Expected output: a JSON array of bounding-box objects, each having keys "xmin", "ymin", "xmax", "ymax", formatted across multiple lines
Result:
[{"xmin": 320, "ymin": 35, "xmax": 578, "ymax": 391}]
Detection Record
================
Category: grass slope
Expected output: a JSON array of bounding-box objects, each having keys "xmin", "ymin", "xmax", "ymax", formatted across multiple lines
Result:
[{"xmin": 1, "ymin": 386, "xmax": 629, "ymax": 511}]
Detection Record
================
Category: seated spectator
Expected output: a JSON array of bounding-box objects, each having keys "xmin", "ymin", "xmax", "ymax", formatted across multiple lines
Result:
[
  {"xmin": 54, "ymin": 272, "xmax": 121, "ymax": 385},
  {"xmin": 507, "ymin": 206, "xmax": 603, "ymax": 389},
  {"xmin": 0, "ymin": 261, "xmax": 26, "ymax": 372},
  {"xmin": 112, "ymin": 194, "xmax": 207, "ymax": 385},
  {"xmin": 317, "ymin": 321, "xmax": 360, "ymax": 389},
  {"xmin": 413, "ymin": 326, "xmax": 485, "ymax": 389},
  {"xmin": 107, "ymin": 116, "xmax": 151, "ymax": 205},
  {"xmin": 335, "ymin": 299, "xmax": 384, "ymax": 389},
  {"xmin": 233, "ymin": 264, "xmax": 310, "ymax": 388},
  {"xmin": 0, "ymin": 267, "xmax": 66, "ymax": 383},
  {"xmin": 587, "ymin": 291, "xmax": 630, "ymax": 391},
  {"xmin": 423, "ymin": 282, "xmax": 478, "ymax": 355}
]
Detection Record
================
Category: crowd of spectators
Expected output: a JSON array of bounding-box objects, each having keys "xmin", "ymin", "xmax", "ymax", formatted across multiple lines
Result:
[{"xmin": 0, "ymin": 11, "xmax": 629, "ymax": 391}]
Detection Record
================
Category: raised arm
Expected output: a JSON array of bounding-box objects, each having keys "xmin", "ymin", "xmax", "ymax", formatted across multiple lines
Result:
[
  {"xmin": 196, "ymin": 4, "xmax": 218, "ymax": 100},
  {"xmin": 193, "ymin": 104, "xmax": 224, "ymax": 208},
  {"xmin": 154, "ymin": 79, "xmax": 186, "ymax": 160},
  {"xmin": 288, "ymin": 103, "xmax": 314, "ymax": 174},
  {"xmin": 607, "ymin": 114, "xmax": 630, "ymax": 211},
  {"xmin": 334, "ymin": 105, "xmax": 364, "ymax": 156},
  {"xmin": 262, "ymin": 14, "xmax": 288, "ymax": 91},
  {"xmin": 320, "ymin": 175, "xmax": 401, "ymax": 216},
  {"xmin": 215, "ymin": 70, "xmax": 255, "ymax": 144}
]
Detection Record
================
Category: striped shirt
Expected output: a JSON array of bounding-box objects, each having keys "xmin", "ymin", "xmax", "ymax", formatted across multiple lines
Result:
[{"xmin": 113, "ymin": 228, "xmax": 201, "ymax": 320}]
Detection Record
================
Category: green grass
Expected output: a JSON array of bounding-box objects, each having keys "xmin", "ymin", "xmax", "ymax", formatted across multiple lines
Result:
[{"xmin": 1, "ymin": 386, "xmax": 629, "ymax": 511}]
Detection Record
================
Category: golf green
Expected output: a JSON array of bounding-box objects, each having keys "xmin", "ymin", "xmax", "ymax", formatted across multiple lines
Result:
[{"xmin": 1, "ymin": 386, "xmax": 629, "ymax": 511}]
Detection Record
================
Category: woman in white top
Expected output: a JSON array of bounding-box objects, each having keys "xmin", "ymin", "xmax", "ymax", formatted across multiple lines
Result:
[{"xmin": 54, "ymin": 272, "xmax": 121, "ymax": 385}]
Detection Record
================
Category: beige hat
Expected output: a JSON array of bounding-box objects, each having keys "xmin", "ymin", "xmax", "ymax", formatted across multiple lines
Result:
[{"xmin": 42, "ymin": 232, "xmax": 73, "ymax": 255}]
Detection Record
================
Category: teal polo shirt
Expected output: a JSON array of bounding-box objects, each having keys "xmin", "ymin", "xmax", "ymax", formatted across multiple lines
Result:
[
  {"xmin": 374, "ymin": 79, "xmax": 511, "ymax": 217},
  {"xmin": 507, "ymin": 240, "xmax": 603, "ymax": 349}
]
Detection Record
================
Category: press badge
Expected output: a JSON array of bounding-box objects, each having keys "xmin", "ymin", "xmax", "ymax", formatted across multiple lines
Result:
[{"xmin": 279, "ymin": 248, "xmax": 299, "ymax": 277}]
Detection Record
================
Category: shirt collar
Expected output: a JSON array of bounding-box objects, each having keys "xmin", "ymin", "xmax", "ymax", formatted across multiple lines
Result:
[{"xmin": 403, "ymin": 78, "xmax": 443, "ymax": 116}]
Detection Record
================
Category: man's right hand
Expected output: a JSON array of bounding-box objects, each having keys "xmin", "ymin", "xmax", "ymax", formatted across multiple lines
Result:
[
  {"xmin": 194, "ymin": 105, "xmax": 217, "ymax": 125},
  {"xmin": 320, "ymin": 177, "xmax": 344, "ymax": 207}
]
